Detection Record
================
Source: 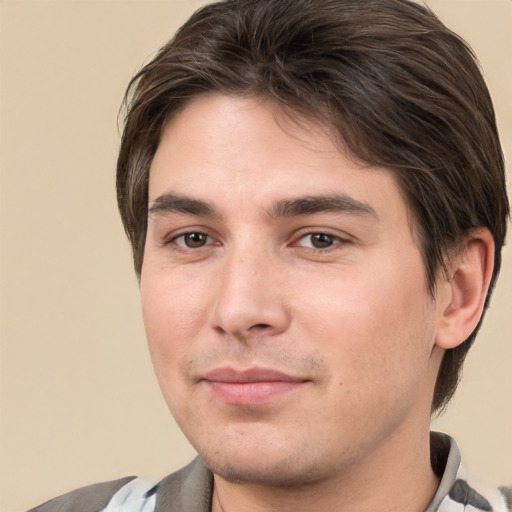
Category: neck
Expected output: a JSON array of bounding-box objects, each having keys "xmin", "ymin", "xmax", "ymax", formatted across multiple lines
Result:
[{"xmin": 211, "ymin": 426, "xmax": 439, "ymax": 512}]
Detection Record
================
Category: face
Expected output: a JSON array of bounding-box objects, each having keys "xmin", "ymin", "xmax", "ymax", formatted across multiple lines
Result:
[{"xmin": 141, "ymin": 93, "xmax": 446, "ymax": 487}]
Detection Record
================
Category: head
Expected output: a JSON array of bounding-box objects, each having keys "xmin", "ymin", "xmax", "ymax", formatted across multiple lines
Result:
[{"xmin": 117, "ymin": 0, "xmax": 508, "ymax": 426}]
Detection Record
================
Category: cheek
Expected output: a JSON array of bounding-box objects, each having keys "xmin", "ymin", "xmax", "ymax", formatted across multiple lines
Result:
[
  {"xmin": 140, "ymin": 271, "xmax": 210, "ymax": 433},
  {"xmin": 140, "ymin": 268, "xmax": 209, "ymax": 380},
  {"xmin": 294, "ymin": 256, "xmax": 435, "ymax": 390},
  {"xmin": 296, "ymin": 272, "xmax": 436, "ymax": 441}
]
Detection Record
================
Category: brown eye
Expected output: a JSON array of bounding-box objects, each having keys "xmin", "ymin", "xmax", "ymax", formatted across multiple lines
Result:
[
  {"xmin": 175, "ymin": 232, "xmax": 211, "ymax": 248},
  {"xmin": 309, "ymin": 233, "xmax": 336, "ymax": 248},
  {"xmin": 294, "ymin": 232, "xmax": 345, "ymax": 250}
]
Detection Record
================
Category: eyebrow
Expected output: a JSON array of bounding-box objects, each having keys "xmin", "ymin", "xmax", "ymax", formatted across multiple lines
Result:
[
  {"xmin": 148, "ymin": 192, "xmax": 378, "ymax": 220},
  {"xmin": 268, "ymin": 194, "xmax": 378, "ymax": 219},
  {"xmin": 148, "ymin": 194, "xmax": 217, "ymax": 217}
]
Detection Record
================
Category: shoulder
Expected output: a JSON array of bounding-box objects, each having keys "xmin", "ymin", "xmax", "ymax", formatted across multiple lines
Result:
[
  {"xmin": 99, "ymin": 459, "xmax": 214, "ymax": 512},
  {"xmin": 499, "ymin": 485, "xmax": 512, "ymax": 512},
  {"xmin": 28, "ymin": 458, "xmax": 213, "ymax": 512},
  {"xmin": 429, "ymin": 433, "xmax": 511, "ymax": 512},
  {"xmin": 27, "ymin": 476, "xmax": 137, "ymax": 512}
]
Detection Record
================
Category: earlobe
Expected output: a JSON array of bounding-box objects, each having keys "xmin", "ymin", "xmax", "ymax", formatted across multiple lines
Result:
[{"xmin": 435, "ymin": 228, "xmax": 495, "ymax": 350}]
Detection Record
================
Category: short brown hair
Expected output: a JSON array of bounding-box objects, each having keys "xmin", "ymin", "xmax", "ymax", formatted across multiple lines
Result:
[{"xmin": 117, "ymin": 0, "xmax": 509, "ymax": 413}]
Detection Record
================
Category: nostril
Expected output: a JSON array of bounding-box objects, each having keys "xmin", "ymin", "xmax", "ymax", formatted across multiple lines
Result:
[{"xmin": 253, "ymin": 323, "xmax": 271, "ymax": 329}]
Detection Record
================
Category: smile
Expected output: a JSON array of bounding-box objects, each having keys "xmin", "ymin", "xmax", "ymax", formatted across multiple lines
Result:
[{"xmin": 201, "ymin": 367, "xmax": 308, "ymax": 406}]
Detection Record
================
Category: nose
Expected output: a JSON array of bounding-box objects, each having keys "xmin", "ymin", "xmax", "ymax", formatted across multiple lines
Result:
[{"xmin": 211, "ymin": 245, "xmax": 291, "ymax": 341}]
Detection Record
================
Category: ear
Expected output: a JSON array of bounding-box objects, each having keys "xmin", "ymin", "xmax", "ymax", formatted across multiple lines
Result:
[{"xmin": 435, "ymin": 228, "xmax": 495, "ymax": 350}]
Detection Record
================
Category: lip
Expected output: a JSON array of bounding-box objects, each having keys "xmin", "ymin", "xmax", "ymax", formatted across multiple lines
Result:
[{"xmin": 201, "ymin": 366, "xmax": 308, "ymax": 406}]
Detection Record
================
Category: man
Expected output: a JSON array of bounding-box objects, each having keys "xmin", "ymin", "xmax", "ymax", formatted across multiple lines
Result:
[{"xmin": 30, "ymin": 0, "xmax": 510, "ymax": 511}]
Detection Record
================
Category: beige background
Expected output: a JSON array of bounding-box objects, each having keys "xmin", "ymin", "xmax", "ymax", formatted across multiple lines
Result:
[{"xmin": 0, "ymin": 1, "xmax": 510, "ymax": 511}]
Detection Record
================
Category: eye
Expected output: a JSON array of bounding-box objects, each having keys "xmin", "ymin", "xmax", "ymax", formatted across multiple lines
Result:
[
  {"xmin": 173, "ymin": 232, "xmax": 214, "ymax": 249},
  {"xmin": 295, "ymin": 232, "xmax": 343, "ymax": 249}
]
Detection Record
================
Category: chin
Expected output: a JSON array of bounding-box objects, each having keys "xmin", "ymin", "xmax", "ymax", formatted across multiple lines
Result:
[{"xmin": 199, "ymin": 446, "xmax": 334, "ymax": 488}]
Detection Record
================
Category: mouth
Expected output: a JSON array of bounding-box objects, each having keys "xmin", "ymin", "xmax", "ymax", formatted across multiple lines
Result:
[{"xmin": 200, "ymin": 366, "xmax": 309, "ymax": 406}]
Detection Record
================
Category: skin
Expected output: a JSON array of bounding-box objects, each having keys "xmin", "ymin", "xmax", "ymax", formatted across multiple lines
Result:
[{"xmin": 141, "ymin": 93, "xmax": 493, "ymax": 512}]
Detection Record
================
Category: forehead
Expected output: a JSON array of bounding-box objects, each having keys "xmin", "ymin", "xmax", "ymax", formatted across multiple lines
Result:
[{"xmin": 148, "ymin": 93, "xmax": 410, "ymax": 224}]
